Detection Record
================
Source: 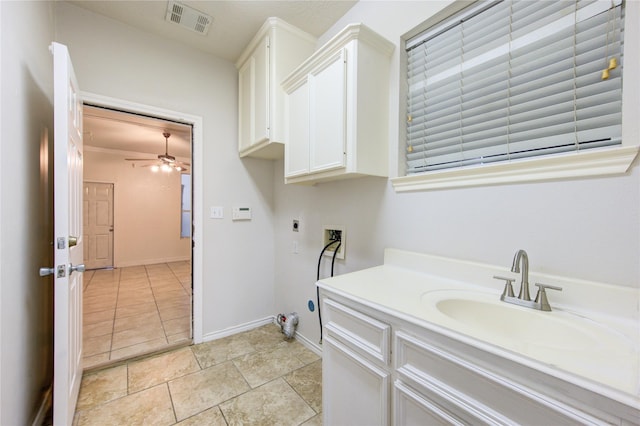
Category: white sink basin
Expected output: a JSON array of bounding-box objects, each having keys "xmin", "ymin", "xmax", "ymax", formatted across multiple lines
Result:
[{"xmin": 421, "ymin": 289, "xmax": 638, "ymax": 392}]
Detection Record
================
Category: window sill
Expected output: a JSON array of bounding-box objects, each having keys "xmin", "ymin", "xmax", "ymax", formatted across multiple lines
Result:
[{"xmin": 391, "ymin": 146, "xmax": 639, "ymax": 192}]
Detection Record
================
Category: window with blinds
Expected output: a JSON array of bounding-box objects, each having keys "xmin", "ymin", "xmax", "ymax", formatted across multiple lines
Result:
[{"xmin": 405, "ymin": 0, "xmax": 624, "ymax": 175}]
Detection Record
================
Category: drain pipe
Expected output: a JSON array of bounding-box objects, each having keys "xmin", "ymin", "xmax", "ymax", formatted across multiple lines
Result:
[{"xmin": 277, "ymin": 312, "xmax": 299, "ymax": 339}]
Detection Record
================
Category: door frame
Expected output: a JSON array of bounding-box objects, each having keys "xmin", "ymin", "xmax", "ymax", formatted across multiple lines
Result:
[{"xmin": 82, "ymin": 92, "xmax": 204, "ymax": 343}]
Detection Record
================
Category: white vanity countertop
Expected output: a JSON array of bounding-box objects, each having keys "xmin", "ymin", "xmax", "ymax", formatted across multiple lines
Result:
[{"xmin": 317, "ymin": 248, "xmax": 640, "ymax": 408}]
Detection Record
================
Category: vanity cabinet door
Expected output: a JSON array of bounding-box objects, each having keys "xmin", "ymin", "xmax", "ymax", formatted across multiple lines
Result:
[{"xmin": 323, "ymin": 335, "xmax": 390, "ymax": 426}]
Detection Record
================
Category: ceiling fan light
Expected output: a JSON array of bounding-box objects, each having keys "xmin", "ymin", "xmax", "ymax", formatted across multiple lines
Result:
[
  {"xmin": 150, "ymin": 165, "xmax": 160, "ymax": 172},
  {"xmin": 161, "ymin": 163, "xmax": 172, "ymax": 172}
]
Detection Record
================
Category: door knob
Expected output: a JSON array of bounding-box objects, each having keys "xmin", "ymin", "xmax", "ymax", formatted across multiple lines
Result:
[
  {"xmin": 69, "ymin": 264, "xmax": 85, "ymax": 274},
  {"xmin": 69, "ymin": 236, "xmax": 78, "ymax": 247},
  {"xmin": 39, "ymin": 267, "xmax": 55, "ymax": 277}
]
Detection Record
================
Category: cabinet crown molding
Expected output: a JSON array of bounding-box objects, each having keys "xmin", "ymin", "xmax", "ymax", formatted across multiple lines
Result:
[
  {"xmin": 235, "ymin": 17, "xmax": 317, "ymax": 69},
  {"xmin": 283, "ymin": 23, "xmax": 395, "ymax": 91}
]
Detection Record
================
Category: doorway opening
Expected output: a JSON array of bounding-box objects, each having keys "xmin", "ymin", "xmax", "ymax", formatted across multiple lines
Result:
[{"xmin": 81, "ymin": 103, "xmax": 195, "ymax": 368}]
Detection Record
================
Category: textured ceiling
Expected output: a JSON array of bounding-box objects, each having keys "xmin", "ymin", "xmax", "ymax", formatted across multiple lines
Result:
[
  {"xmin": 73, "ymin": 0, "xmax": 357, "ymax": 159},
  {"xmin": 66, "ymin": 0, "xmax": 358, "ymax": 63}
]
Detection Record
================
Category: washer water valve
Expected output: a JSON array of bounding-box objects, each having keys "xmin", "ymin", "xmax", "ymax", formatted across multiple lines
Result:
[{"xmin": 277, "ymin": 312, "xmax": 299, "ymax": 339}]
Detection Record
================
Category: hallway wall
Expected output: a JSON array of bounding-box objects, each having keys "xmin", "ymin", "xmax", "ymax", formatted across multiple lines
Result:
[
  {"xmin": 54, "ymin": 2, "xmax": 276, "ymax": 338},
  {"xmin": 84, "ymin": 149, "xmax": 191, "ymax": 267},
  {"xmin": 0, "ymin": 1, "xmax": 56, "ymax": 424}
]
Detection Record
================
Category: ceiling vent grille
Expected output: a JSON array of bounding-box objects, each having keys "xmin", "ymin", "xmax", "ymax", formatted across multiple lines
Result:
[{"xmin": 165, "ymin": 1, "xmax": 213, "ymax": 35}]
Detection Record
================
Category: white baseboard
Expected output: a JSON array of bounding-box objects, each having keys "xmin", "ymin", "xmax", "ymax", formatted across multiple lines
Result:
[
  {"xmin": 201, "ymin": 316, "xmax": 275, "ymax": 342},
  {"xmin": 31, "ymin": 386, "xmax": 52, "ymax": 426},
  {"xmin": 115, "ymin": 256, "xmax": 191, "ymax": 268},
  {"xmin": 201, "ymin": 316, "xmax": 324, "ymax": 359},
  {"xmin": 294, "ymin": 331, "xmax": 323, "ymax": 357}
]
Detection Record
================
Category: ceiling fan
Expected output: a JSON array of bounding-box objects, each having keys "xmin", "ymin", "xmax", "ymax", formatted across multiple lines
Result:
[{"xmin": 125, "ymin": 131, "xmax": 190, "ymax": 172}]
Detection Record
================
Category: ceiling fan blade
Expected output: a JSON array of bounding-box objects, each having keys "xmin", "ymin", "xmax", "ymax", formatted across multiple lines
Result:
[{"xmin": 125, "ymin": 158, "xmax": 157, "ymax": 161}]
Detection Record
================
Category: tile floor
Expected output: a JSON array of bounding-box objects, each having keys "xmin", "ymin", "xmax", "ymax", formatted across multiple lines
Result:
[
  {"xmin": 83, "ymin": 261, "xmax": 192, "ymax": 369},
  {"xmin": 73, "ymin": 324, "xmax": 322, "ymax": 426}
]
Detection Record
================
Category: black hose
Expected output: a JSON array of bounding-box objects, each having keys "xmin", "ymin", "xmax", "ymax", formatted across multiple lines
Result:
[{"xmin": 316, "ymin": 239, "xmax": 341, "ymax": 344}]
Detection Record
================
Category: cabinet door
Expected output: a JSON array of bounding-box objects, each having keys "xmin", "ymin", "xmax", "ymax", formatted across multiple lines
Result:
[
  {"xmin": 238, "ymin": 56, "xmax": 254, "ymax": 153},
  {"xmin": 253, "ymin": 35, "xmax": 270, "ymax": 145},
  {"xmin": 309, "ymin": 49, "xmax": 346, "ymax": 173},
  {"xmin": 323, "ymin": 335, "xmax": 390, "ymax": 426},
  {"xmin": 285, "ymin": 80, "xmax": 310, "ymax": 177}
]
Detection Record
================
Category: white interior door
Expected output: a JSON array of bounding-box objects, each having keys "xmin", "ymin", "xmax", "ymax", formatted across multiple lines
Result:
[
  {"xmin": 52, "ymin": 41, "xmax": 84, "ymax": 426},
  {"xmin": 83, "ymin": 182, "xmax": 113, "ymax": 269}
]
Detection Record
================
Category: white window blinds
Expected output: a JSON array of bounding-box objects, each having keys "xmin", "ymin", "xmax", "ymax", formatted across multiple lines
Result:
[{"xmin": 405, "ymin": 0, "xmax": 624, "ymax": 174}]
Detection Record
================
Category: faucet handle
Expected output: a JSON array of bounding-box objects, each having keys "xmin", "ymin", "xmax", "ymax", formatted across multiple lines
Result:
[
  {"xmin": 493, "ymin": 275, "xmax": 515, "ymax": 299},
  {"xmin": 534, "ymin": 283, "xmax": 562, "ymax": 311}
]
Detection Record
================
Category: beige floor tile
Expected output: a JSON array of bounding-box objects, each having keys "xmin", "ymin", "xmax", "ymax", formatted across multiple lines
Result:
[
  {"xmin": 156, "ymin": 298, "xmax": 190, "ymax": 311},
  {"xmin": 76, "ymin": 365, "xmax": 127, "ymax": 410},
  {"xmin": 301, "ymin": 413, "xmax": 323, "ymax": 426},
  {"xmin": 159, "ymin": 305, "xmax": 190, "ymax": 322},
  {"xmin": 83, "ymin": 319, "xmax": 113, "ymax": 339},
  {"xmin": 219, "ymin": 378, "xmax": 315, "ymax": 426},
  {"xmin": 82, "ymin": 262, "xmax": 192, "ymax": 369},
  {"xmin": 109, "ymin": 337, "xmax": 169, "ymax": 362},
  {"xmin": 153, "ymin": 290, "xmax": 188, "ymax": 302},
  {"xmin": 115, "ymin": 301, "xmax": 158, "ymax": 319},
  {"xmin": 75, "ymin": 383, "xmax": 175, "ymax": 426},
  {"xmin": 169, "ymin": 361, "xmax": 250, "ymax": 421},
  {"xmin": 191, "ymin": 333, "xmax": 255, "ymax": 369},
  {"xmin": 82, "ymin": 352, "xmax": 110, "ymax": 370},
  {"xmin": 114, "ymin": 311, "xmax": 162, "ymax": 333},
  {"xmin": 233, "ymin": 341, "xmax": 305, "ymax": 388},
  {"xmin": 243, "ymin": 324, "xmax": 286, "ymax": 351},
  {"xmin": 162, "ymin": 316, "xmax": 190, "ymax": 335},
  {"xmin": 83, "ymin": 334, "xmax": 111, "ymax": 357},
  {"xmin": 111, "ymin": 323, "xmax": 166, "ymax": 350},
  {"xmin": 167, "ymin": 330, "xmax": 192, "ymax": 345},
  {"xmin": 289, "ymin": 340, "xmax": 322, "ymax": 365},
  {"xmin": 117, "ymin": 294, "xmax": 156, "ymax": 308},
  {"xmin": 284, "ymin": 360, "xmax": 322, "ymax": 413},
  {"xmin": 175, "ymin": 406, "xmax": 227, "ymax": 426},
  {"xmin": 128, "ymin": 347, "xmax": 200, "ymax": 393},
  {"xmin": 83, "ymin": 300, "xmax": 116, "ymax": 314},
  {"xmin": 84, "ymin": 308, "xmax": 115, "ymax": 325}
]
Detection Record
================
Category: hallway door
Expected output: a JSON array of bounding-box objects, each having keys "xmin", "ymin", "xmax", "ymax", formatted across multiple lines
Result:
[
  {"xmin": 83, "ymin": 182, "xmax": 114, "ymax": 269},
  {"xmin": 52, "ymin": 41, "xmax": 84, "ymax": 426}
]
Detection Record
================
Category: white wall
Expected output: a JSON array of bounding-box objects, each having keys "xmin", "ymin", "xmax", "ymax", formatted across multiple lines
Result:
[
  {"xmin": 84, "ymin": 149, "xmax": 190, "ymax": 267},
  {"xmin": 0, "ymin": 1, "xmax": 55, "ymax": 424},
  {"xmin": 55, "ymin": 2, "xmax": 276, "ymax": 337},
  {"xmin": 273, "ymin": 1, "xmax": 640, "ymax": 346}
]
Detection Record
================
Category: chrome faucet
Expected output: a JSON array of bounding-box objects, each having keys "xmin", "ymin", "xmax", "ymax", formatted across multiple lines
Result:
[
  {"xmin": 511, "ymin": 249, "xmax": 530, "ymax": 301},
  {"xmin": 494, "ymin": 249, "xmax": 563, "ymax": 311}
]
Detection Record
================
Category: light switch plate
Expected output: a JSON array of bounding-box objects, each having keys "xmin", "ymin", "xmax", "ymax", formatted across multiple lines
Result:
[{"xmin": 210, "ymin": 206, "xmax": 224, "ymax": 219}]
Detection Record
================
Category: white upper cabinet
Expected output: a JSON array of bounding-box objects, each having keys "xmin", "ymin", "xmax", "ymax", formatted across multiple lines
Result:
[
  {"xmin": 236, "ymin": 18, "xmax": 316, "ymax": 159},
  {"xmin": 283, "ymin": 24, "xmax": 394, "ymax": 184}
]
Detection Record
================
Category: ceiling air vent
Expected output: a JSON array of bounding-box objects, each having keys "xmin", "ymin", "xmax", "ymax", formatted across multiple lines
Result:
[{"xmin": 165, "ymin": 1, "xmax": 213, "ymax": 35}]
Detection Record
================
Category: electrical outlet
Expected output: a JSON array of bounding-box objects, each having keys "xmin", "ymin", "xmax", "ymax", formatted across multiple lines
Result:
[{"xmin": 322, "ymin": 226, "xmax": 345, "ymax": 259}]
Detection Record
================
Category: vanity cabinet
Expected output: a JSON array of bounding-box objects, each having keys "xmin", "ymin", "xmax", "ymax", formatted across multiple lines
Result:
[
  {"xmin": 282, "ymin": 24, "xmax": 394, "ymax": 184},
  {"xmin": 319, "ymin": 289, "xmax": 639, "ymax": 426},
  {"xmin": 321, "ymin": 298, "xmax": 392, "ymax": 425},
  {"xmin": 236, "ymin": 18, "xmax": 316, "ymax": 159}
]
